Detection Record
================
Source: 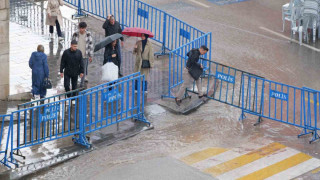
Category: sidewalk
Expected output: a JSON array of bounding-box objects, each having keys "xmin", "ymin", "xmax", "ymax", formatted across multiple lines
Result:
[{"xmin": 93, "ymin": 157, "xmax": 217, "ymax": 180}]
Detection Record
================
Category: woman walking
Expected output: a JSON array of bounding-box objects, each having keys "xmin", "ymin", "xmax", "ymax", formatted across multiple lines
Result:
[
  {"xmin": 46, "ymin": 0, "xmax": 64, "ymax": 41},
  {"xmin": 133, "ymin": 34, "xmax": 154, "ymax": 92},
  {"xmin": 29, "ymin": 45, "xmax": 49, "ymax": 99},
  {"xmin": 104, "ymin": 40, "xmax": 121, "ymax": 66}
]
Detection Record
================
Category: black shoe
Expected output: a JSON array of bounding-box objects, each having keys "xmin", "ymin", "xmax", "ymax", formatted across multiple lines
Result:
[
  {"xmin": 175, "ymin": 98, "xmax": 181, "ymax": 106},
  {"xmin": 119, "ymin": 73, "xmax": 123, "ymax": 77}
]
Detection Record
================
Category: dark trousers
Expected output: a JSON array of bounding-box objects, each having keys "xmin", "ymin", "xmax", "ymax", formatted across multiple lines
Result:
[
  {"xmin": 64, "ymin": 74, "xmax": 78, "ymax": 97},
  {"xmin": 49, "ymin": 20, "xmax": 62, "ymax": 37},
  {"xmin": 117, "ymin": 43, "xmax": 122, "ymax": 73}
]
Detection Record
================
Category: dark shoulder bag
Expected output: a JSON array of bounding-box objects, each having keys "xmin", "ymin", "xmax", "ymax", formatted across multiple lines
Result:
[
  {"xmin": 141, "ymin": 50, "xmax": 150, "ymax": 68},
  {"xmin": 43, "ymin": 78, "xmax": 52, "ymax": 89}
]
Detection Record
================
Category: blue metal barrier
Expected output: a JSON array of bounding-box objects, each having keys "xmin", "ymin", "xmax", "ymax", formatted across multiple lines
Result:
[
  {"xmin": 12, "ymin": 96, "xmax": 83, "ymax": 157},
  {"xmin": 6, "ymin": 73, "xmax": 149, "ymax": 166},
  {"xmin": 64, "ymin": 0, "xmax": 207, "ymax": 55},
  {"xmin": 240, "ymin": 74, "xmax": 320, "ymax": 143},
  {"xmin": 183, "ymin": 58, "xmax": 264, "ymax": 110},
  {"xmin": 300, "ymin": 87, "xmax": 320, "ymax": 143},
  {"xmin": 74, "ymin": 74, "xmax": 149, "ymax": 147},
  {"xmin": 0, "ymin": 115, "xmax": 16, "ymax": 168}
]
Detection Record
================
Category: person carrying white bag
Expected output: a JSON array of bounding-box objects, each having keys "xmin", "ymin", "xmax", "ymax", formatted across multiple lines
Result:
[{"xmin": 101, "ymin": 40, "xmax": 120, "ymax": 82}]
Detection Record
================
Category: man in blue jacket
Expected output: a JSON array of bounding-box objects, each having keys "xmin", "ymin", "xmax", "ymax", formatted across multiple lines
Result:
[{"xmin": 60, "ymin": 40, "xmax": 84, "ymax": 97}]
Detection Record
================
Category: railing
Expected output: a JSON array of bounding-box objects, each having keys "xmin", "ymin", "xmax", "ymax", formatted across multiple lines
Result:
[
  {"xmin": 81, "ymin": 74, "xmax": 148, "ymax": 137},
  {"xmin": 12, "ymin": 96, "xmax": 82, "ymax": 152},
  {"xmin": 185, "ymin": 58, "xmax": 264, "ymax": 111},
  {"xmin": 0, "ymin": 115, "xmax": 16, "ymax": 168},
  {"xmin": 64, "ymin": 0, "xmax": 208, "ymax": 55},
  {"xmin": 0, "ymin": 73, "xmax": 149, "ymax": 168},
  {"xmin": 240, "ymin": 74, "xmax": 320, "ymax": 143}
]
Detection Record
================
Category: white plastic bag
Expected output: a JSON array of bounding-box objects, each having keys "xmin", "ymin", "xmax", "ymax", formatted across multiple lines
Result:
[{"xmin": 101, "ymin": 62, "xmax": 119, "ymax": 82}]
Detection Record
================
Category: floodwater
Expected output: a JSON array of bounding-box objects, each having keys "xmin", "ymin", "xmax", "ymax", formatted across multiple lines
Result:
[{"xmin": 5, "ymin": 0, "xmax": 320, "ymax": 179}]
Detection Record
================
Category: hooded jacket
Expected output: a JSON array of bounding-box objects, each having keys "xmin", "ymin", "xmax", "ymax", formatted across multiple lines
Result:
[{"xmin": 29, "ymin": 52, "xmax": 49, "ymax": 96}]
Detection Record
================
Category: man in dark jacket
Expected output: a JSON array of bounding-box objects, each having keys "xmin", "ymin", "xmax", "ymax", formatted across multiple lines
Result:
[
  {"xmin": 60, "ymin": 40, "xmax": 84, "ymax": 97},
  {"xmin": 102, "ymin": 14, "xmax": 124, "ymax": 76},
  {"xmin": 174, "ymin": 45, "xmax": 209, "ymax": 106}
]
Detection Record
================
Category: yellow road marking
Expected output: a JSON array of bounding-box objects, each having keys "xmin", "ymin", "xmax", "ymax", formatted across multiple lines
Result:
[
  {"xmin": 203, "ymin": 142, "xmax": 286, "ymax": 177},
  {"xmin": 180, "ymin": 147, "xmax": 228, "ymax": 165},
  {"xmin": 312, "ymin": 167, "xmax": 320, "ymax": 174},
  {"xmin": 237, "ymin": 153, "xmax": 312, "ymax": 180}
]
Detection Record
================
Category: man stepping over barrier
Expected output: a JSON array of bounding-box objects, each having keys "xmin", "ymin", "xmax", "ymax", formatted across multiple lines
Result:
[{"xmin": 174, "ymin": 45, "xmax": 209, "ymax": 106}]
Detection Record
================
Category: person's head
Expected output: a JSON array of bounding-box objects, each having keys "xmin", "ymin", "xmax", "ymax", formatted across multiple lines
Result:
[
  {"xmin": 71, "ymin": 40, "xmax": 78, "ymax": 51},
  {"xmin": 199, "ymin": 45, "xmax": 209, "ymax": 55},
  {"xmin": 111, "ymin": 40, "xmax": 117, "ymax": 47},
  {"xmin": 141, "ymin": 34, "xmax": 149, "ymax": 40},
  {"xmin": 37, "ymin": 45, "xmax": 44, "ymax": 53},
  {"xmin": 110, "ymin": 15, "xmax": 115, "ymax": 25},
  {"xmin": 79, "ymin": 22, "xmax": 87, "ymax": 34}
]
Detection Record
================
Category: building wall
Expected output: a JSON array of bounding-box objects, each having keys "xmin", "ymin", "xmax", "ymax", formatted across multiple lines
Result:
[{"xmin": 0, "ymin": 0, "xmax": 9, "ymax": 100}]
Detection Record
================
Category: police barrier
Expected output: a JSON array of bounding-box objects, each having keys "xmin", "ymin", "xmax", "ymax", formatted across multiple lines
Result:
[
  {"xmin": 240, "ymin": 74, "xmax": 320, "ymax": 143},
  {"xmin": 0, "ymin": 115, "xmax": 16, "ymax": 168},
  {"xmin": 185, "ymin": 58, "xmax": 264, "ymax": 110},
  {"xmin": 12, "ymin": 96, "xmax": 83, "ymax": 159},
  {"xmin": 0, "ymin": 73, "xmax": 148, "ymax": 168},
  {"xmin": 64, "ymin": 0, "xmax": 208, "ymax": 55},
  {"xmin": 74, "ymin": 74, "xmax": 149, "ymax": 147}
]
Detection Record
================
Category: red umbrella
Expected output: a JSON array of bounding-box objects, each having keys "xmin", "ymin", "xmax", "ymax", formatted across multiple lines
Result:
[{"xmin": 122, "ymin": 27, "xmax": 154, "ymax": 38}]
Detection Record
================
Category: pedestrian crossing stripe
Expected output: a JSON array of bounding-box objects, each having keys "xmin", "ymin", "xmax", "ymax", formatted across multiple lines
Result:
[
  {"xmin": 178, "ymin": 142, "xmax": 320, "ymax": 180},
  {"xmin": 181, "ymin": 147, "xmax": 228, "ymax": 165},
  {"xmin": 204, "ymin": 142, "xmax": 286, "ymax": 176},
  {"xmin": 237, "ymin": 153, "xmax": 311, "ymax": 180}
]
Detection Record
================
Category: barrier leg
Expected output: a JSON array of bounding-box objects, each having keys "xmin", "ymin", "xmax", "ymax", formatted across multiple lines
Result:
[
  {"xmin": 254, "ymin": 116, "xmax": 263, "ymax": 126},
  {"xmin": 309, "ymin": 130, "xmax": 320, "ymax": 144},
  {"xmin": 12, "ymin": 150, "xmax": 25, "ymax": 159},
  {"xmin": 239, "ymin": 110, "xmax": 246, "ymax": 121},
  {"xmin": 135, "ymin": 113, "xmax": 151, "ymax": 127},
  {"xmin": 298, "ymin": 128, "xmax": 313, "ymax": 138},
  {"xmin": 73, "ymin": 134, "xmax": 91, "ymax": 148}
]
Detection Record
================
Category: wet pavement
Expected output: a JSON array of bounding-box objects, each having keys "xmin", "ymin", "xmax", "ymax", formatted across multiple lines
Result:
[{"xmin": 3, "ymin": 0, "xmax": 320, "ymax": 179}]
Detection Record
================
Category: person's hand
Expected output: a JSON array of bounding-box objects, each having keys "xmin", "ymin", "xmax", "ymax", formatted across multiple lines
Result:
[
  {"xmin": 112, "ymin": 54, "xmax": 117, "ymax": 58},
  {"xmin": 60, "ymin": 73, "xmax": 63, "ymax": 78},
  {"xmin": 89, "ymin": 57, "xmax": 92, "ymax": 63},
  {"xmin": 121, "ymin": 41, "xmax": 124, "ymax": 47},
  {"xmin": 200, "ymin": 64, "xmax": 203, "ymax": 69},
  {"xmin": 134, "ymin": 44, "xmax": 138, "ymax": 49},
  {"xmin": 80, "ymin": 73, "xmax": 84, "ymax": 78}
]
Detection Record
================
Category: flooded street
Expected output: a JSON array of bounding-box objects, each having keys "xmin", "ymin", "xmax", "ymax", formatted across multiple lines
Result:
[{"xmin": 3, "ymin": 0, "xmax": 320, "ymax": 179}]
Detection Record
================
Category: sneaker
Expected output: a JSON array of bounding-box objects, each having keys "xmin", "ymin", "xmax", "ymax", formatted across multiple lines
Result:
[
  {"xmin": 84, "ymin": 77, "xmax": 88, "ymax": 82},
  {"xmin": 58, "ymin": 37, "xmax": 65, "ymax": 41},
  {"xmin": 50, "ymin": 33, "xmax": 54, "ymax": 39},
  {"xmin": 118, "ymin": 73, "xmax": 123, "ymax": 77}
]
